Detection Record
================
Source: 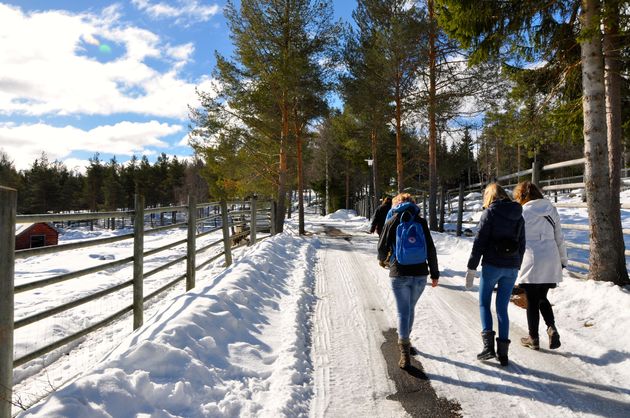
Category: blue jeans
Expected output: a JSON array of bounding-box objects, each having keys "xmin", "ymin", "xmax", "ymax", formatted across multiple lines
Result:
[
  {"xmin": 391, "ymin": 276, "xmax": 427, "ymax": 340},
  {"xmin": 479, "ymin": 264, "xmax": 518, "ymax": 340}
]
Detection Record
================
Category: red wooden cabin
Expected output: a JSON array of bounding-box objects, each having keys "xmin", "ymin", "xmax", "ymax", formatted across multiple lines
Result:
[{"xmin": 15, "ymin": 223, "xmax": 59, "ymax": 250}]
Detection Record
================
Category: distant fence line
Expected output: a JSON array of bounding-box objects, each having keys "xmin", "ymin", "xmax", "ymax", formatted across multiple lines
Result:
[
  {"xmin": 0, "ymin": 189, "xmax": 274, "ymax": 418},
  {"xmin": 354, "ymin": 158, "xmax": 630, "ymax": 281}
]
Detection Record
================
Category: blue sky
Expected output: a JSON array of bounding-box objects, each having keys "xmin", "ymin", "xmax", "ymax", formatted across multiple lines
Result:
[{"xmin": 0, "ymin": 0, "xmax": 356, "ymax": 172}]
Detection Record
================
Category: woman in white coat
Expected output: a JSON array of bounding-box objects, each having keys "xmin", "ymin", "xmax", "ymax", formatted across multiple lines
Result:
[{"xmin": 513, "ymin": 181, "xmax": 567, "ymax": 350}]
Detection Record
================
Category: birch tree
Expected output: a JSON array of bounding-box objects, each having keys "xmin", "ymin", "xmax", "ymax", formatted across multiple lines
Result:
[{"xmin": 437, "ymin": 0, "xmax": 628, "ymax": 284}]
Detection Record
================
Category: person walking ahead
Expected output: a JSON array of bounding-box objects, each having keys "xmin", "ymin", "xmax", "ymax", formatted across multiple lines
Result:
[
  {"xmin": 466, "ymin": 183, "xmax": 525, "ymax": 366},
  {"xmin": 378, "ymin": 193, "xmax": 439, "ymax": 369},
  {"xmin": 513, "ymin": 181, "xmax": 567, "ymax": 351},
  {"xmin": 370, "ymin": 196, "xmax": 392, "ymax": 236}
]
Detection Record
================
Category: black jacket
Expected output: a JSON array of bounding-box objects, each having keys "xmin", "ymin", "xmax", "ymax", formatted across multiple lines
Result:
[
  {"xmin": 370, "ymin": 202, "xmax": 392, "ymax": 235},
  {"xmin": 467, "ymin": 199, "xmax": 526, "ymax": 270},
  {"xmin": 377, "ymin": 203, "xmax": 440, "ymax": 279}
]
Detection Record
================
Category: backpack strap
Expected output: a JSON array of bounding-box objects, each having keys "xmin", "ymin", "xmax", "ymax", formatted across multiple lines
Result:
[
  {"xmin": 400, "ymin": 210, "xmax": 413, "ymax": 223},
  {"xmin": 544, "ymin": 215, "xmax": 555, "ymax": 230},
  {"xmin": 515, "ymin": 217, "xmax": 523, "ymax": 237}
]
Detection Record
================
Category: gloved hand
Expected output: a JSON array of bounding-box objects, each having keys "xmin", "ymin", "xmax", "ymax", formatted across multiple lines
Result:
[
  {"xmin": 465, "ymin": 269, "xmax": 476, "ymax": 289},
  {"xmin": 379, "ymin": 259, "xmax": 388, "ymax": 269}
]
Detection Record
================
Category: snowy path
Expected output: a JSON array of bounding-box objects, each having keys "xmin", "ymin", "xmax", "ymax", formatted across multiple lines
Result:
[
  {"xmin": 16, "ymin": 211, "xmax": 630, "ymax": 417},
  {"xmin": 309, "ymin": 224, "xmax": 630, "ymax": 418},
  {"xmin": 310, "ymin": 231, "xmax": 405, "ymax": 417},
  {"xmin": 417, "ymin": 234, "xmax": 630, "ymax": 418}
]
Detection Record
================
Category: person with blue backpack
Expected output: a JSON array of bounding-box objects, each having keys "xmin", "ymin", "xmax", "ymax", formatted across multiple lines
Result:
[{"xmin": 377, "ymin": 193, "xmax": 440, "ymax": 369}]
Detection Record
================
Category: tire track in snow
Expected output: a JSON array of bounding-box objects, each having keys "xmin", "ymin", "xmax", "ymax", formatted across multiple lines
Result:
[{"xmin": 310, "ymin": 235, "xmax": 405, "ymax": 418}]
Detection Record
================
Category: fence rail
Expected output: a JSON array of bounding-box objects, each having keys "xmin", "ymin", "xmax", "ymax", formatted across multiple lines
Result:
[
  {"xmin": 355, "ymin": 157, "xmax": 630, "ymax": 283},
  {"xmin": 0, "ymin": 192, "xmax": 273, "ymax": 417},
  {"xmin": 443, "ymin": 159, "xmax": 629, "ymax": 280}
]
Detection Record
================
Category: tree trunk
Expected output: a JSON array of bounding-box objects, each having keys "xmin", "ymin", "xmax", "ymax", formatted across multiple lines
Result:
[
  {"xmin": 428, "ymin": 0, "xmax": 438, "ymax": 231},
  {"xmin": 580, "ymin": 0, "xmax": 620, "ymax": 283},
  {"xmin": 325, "ymin": 146, "xmax": 329, "ymax": 215},
  {"xmin": 495, "ymin": 136, "xmax": 500, "ymax": 179},
  {"xmin": 276, "ymin": 100, "xmax": 289, "ymax": 233},
  {"xmin": 287, "ymin": 188, "xmax": 292, "ymax": 218},
  {"xmin": 603, "ymin": 0, "xmax": 628, "ymax": 284},
  {"xmin": 371, "ymin": 128, "xmax": 379, "ymax": 203},
  {"xmin": 439, "ymin": 183, "xmax": 445, "ymax": 232},
  {"xmin": 395, "ymin": 83, "xmax": 404, "ymax": 193},
  {"xmin": 345, "ymin": 169, "xmax": 350, "ymax": 209},
  {"xmin": 296, "ymin": 124, "xmax": 305, "ymax": 235}
]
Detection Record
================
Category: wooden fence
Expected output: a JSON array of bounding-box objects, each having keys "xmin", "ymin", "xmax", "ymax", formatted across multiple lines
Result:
[
  {"xmin": 441, "ymin": 158, "xmax": 630, "ymax": 279},
  {"xmin": 354, "ymin": 158, "xmax": 630, "ymax": 280},
  {"xmin": 0, "ymin": 190, "xmax": 273, "ymax": 418}
]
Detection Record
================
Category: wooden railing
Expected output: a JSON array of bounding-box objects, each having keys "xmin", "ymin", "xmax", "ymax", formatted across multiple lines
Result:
[
  {"xmin": 0, "ymin": 190, "xmax": 273, "ymax": 418},
  {"xmin": 441, "ymin": 158, "xmax": 629, "ymax": 280},
  {"xmin": 354, "ymin": 158, "xmax": 629, "ymax": 282}
]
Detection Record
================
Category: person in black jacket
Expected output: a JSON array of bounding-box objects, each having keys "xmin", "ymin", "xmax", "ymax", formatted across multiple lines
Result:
[
  {"xmin": 466, "ymin": 183, "xmax": 525, "ymax": 366},
  {"xmin": 378, "ymin": 193, "xmax": 439, "ymax": 369},
  {"xmin": 370, "ymin": 196, "xmax": 392, "ymax": 235}
]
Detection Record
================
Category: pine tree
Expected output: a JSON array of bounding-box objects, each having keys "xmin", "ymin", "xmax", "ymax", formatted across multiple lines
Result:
[
  {"xmin": 343, "ymin": 1, "xmax": 395, "ymax": 203},
  {"xmin": 436, "ymin": 0, "xmax": 629, "ymax": 284},
  {"xmin": 349, "ymin": 0, "xmax": 427, "ymax": 193},
  {"xmin": 121, "ymin": 155, "xmax": 139, "ymax": 209},
  {"xmin": 103, "ymin": 157, "xmax": 124, "ymax": 210},
  {"xmin": 84, "ymin": 154, "xmax": 105, "ymax": 211},
  {"xmin": 192, "ymin": 0, "xmax": 338, "ymax": 234},
  {"xmin": 0, "ymin": 151, "xmax": 21, "ymax": 191}
]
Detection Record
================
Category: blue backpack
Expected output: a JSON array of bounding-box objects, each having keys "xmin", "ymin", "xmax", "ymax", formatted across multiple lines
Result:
[{"xmin": 394, "ymin": 211, "xmax": 427, "ymax": 265}]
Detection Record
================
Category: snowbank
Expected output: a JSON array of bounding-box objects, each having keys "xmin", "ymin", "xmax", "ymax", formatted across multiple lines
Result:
[
  {"xmin": 22, "ymin": 233, "xmax": 319, "ymax": 418},
  {"xmin": 324, "ymin": 209, "xmax": 359, "ymax": 220}
]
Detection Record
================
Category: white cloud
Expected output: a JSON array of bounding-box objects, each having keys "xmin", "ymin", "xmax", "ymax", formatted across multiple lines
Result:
[
  {"xmin": 0, "ymin": 4, "xmax": 208, "ymax": 119},
  {"xmin": 82, "ymin": 33, "xmax": 100, "ymax": 46},
  {"xmin": 132, "ymin": 0, "xmax": 221, "ymax": 24},
  {"xmin": 61, "ymin": 157, "xmax": 91, "ymax": 175},
  {"xmin": 172, "ymin": 154, "xmax": 195, "ymax": 164},
  {"xmin": 178, "ymin": 134, "xmax": 191, "ymax": 146},
  {"xmin": 0, "ymin": 120, "xmax": 182, "ymax": 171}
]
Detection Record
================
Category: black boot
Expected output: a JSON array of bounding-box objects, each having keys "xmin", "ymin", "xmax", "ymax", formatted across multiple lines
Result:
[
  {"xmin": 477, "ymin": 331, "xmax": 496, "ymax": 360},
  {"xmin": 496, "ymin": 338, "xmax": 511, "ymax": 366},
  {"xmin": 547, "ymin": 325, "xmax": 561, "ymax": 349}
]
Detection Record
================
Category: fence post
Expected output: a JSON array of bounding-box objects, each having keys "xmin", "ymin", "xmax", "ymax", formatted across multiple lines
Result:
[
  {"xmin": 220, "ymin": 200, "xmax": 233, "ymax": 267},
  {"xmin": 250, "ymin": 196, "xmax": 257, "ymax": 246},
  {"xmin": 270, "ymin": 201, "xmax": 277, "ymax": 235},
  {"xmin": 186, "ymin": 194, "xmax": 197, "ymax": 291},
  {"xmin": 456, "ymin": 182, "xmax": 464, "ymax": 237},
  {"xmin": 532, "ymin": 160, "xmax": 542, "ymax": 186},
  {"xmin": 0, "ymin": 187, "xmax": 16, "ymax": 418},
  {"xmin": 133, "ymin": 194, "xmax": 144, "ymax": 330}
]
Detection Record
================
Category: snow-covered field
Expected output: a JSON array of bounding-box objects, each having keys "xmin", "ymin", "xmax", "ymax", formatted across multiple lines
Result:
[
  {"xmin": 13, "ymin": 222, "xmax": 256, "ymax": 411},
  {"xmin": 12, "ymin": 203, "xmax": 630, "ymax": 417}
]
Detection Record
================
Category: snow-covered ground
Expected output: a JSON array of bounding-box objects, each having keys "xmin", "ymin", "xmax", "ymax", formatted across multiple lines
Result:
[
  {"xmin": 13, "ymin": 223, "xmax": 258, "ymax": 411},
  {"xmin": 13, "ymin": 204, "xmax": 630, "ymax": 417}
]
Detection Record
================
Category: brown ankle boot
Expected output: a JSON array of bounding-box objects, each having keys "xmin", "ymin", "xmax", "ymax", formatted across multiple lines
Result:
[
  {"xmin": 520, "ymin": 335, "xmax": 540, "ymax": 350},
  {"xmin": 398, "ymin": 339, "xmax": 411, "ymax": 369}
]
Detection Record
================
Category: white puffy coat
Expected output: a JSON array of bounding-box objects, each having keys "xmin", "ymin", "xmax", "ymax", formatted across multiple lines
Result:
[{"xmin": 517, "ymin": 199, "xmax": 568, "ymax": 284}]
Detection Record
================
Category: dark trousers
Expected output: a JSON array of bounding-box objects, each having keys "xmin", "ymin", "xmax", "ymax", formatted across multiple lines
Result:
[{"xmin": 521, "ymin": 283, "xmax": 556, "ymax": 339}]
